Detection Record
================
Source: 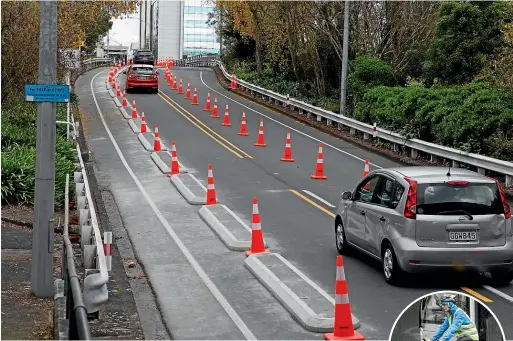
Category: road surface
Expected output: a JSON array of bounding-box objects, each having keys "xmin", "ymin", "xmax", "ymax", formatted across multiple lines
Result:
[{"xmin": 75, "ymin": 66, "xmax": 513, "ymax": 340}]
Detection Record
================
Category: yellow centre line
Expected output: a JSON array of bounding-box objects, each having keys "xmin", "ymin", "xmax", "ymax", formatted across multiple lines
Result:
[
  {"xmin": 289, "ymin": 189, "xmax": 336, "ymax": 218},
  {"xmin": 158, "ymin": 90, "xmax": 253, "ymax": 159},
  {"xmin": 460, "ymin": 287, "xmax": 493, "ymax": 303}
]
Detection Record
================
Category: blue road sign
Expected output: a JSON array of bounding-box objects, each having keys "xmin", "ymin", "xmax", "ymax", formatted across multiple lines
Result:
[{"xmin": 24, "ymin": 84, "xmax": 70, "ymax": 103}]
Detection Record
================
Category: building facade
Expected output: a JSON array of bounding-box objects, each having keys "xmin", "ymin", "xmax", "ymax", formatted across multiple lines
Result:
[{"xmin": 140, "ymin": 0, "xmax": 220, "ymax": 60}]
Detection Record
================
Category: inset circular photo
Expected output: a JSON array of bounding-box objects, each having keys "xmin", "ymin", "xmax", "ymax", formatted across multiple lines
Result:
[{"xmin": 389, "ymin": 291, "xmax": 505, "ymax": 341}]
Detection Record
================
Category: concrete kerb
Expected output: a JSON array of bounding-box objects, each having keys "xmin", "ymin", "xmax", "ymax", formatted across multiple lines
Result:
[
  {"xmin": 169, "ymin": 173, "xmax": 207, "ymax": 205},
  {"xmin": 114, "ymin": 96, "xmax": 122, "ymax": 107},
  {"xmin": 128, "ymin": 118, "xmax": 142, "ymax": 134},
  {"xmin": 198, "ymin": 204, "xmax": 251, "ymax": 251},
  {"xmin": 244, "ymin": 252, "xmax": 361, "ymax": 334},
  {"xmin": 137, "ymin": 133, "xmax": 155, "ymax": 151},
  {"xmin": 53, "ymin": 279, "xmax": 69, "ymax": 339},
  {"xmin": 150, "ymin": 151, "xmax": 188, "ymax": 175},
  {"xmin": 119, "ymin": 106, "xmax": 131, "ymax": 119},
  {"xmin": 108, "ymin": 88, "xmax": 115, "ymax": 97}
]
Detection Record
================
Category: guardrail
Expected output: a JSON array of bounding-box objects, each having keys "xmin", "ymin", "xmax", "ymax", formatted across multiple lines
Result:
[{"xmin": 174, "ymin": 55, "xmax": 513, "ymax": 186}]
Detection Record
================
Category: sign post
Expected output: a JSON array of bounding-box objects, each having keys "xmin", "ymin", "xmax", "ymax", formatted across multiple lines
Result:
[{"xmin": 29, "ymin": 0, "xmax": 60, "ymax": 298}]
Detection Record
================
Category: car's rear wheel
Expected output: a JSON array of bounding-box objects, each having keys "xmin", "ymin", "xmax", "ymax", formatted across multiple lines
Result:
[
  {"xmin": 335, "ymin": 219, "xmax": 351, "ymax": 255},
  {"xmin": 382, "ymin": 243, "xmax": 405, "ymax": 286},
  {"xmin": 489, "ymin": 270, "xmax": 513, "ymax": 287}
]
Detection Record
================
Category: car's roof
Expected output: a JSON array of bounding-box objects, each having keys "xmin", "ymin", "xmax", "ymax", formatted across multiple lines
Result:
[{"xmin": 377, "ymin": 166, "xmax": 495, "ymax": 184}]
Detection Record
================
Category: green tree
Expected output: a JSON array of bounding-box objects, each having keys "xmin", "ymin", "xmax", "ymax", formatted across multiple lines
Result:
[{"xmin": 423, "ymin": 1, "xmax": 511, "ymax": 86}]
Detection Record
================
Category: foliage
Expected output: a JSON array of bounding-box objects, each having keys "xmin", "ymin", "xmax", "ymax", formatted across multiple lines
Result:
[
  {"xmin": 1, "ymin": 102, "xmax": 77, "ymax": 206},
  {"xmin": 423, "ymin": 1, "xmax": 512, "ymax": 86},
  {"xmin": 354, "ymin": 83, "xmax": 513, "ymax": 161},
  {"xmin": 1, "ymin": 0, "xmax": 136, "ymax": 103}
]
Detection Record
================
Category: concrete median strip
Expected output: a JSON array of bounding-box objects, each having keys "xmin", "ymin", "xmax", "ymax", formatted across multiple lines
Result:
[
  {"xmin": 119, "ymin": 106, "xmax": 131, "ymax": 119},
  {"xmin": 150, "ymin": 151, "xmax": 188, "ymax": 174},
  {"xmin": 170, "ymin": 173, "xmax": 207, "ymax": 205},
  {"xmin": 108, "ymin": 88, "xmax": 115, "ymax": 98},
  {"xmin": 113, "ymin": 97, "xmax": 122, "ymax": 107},
  {"xmin": 198, "ymin": 204, "xmax": 268, "ymax": 251},
  {"xmin": 128, "ymin": 119, "xmax": 141, "ymax": 134},
  {"xmin": 244, "ymin": 252, "xmax": 360, "ymax": 333},
  {"xmin": 137, "ymin": 132, "xmax": 167, "ymax": 152}
]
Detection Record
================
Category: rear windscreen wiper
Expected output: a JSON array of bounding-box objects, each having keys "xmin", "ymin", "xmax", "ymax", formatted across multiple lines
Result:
[{"xmin": 437, "ymin": 210, "xmax": 473, "ymax": 220}]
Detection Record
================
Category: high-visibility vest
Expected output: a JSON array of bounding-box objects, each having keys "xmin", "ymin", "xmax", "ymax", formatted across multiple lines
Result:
[{"xmin": 448, "ymin": 308, "xmax": 479, "ymax": 340}]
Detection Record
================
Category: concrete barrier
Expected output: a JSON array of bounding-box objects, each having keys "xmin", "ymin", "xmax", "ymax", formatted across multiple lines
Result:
[
  {"xmin": 150, "ymin": 151, "xmax": 187, "ymax": 174},
  {"xmin": 170, "ymin": 173, "xmax": 207, "ymax": 205}
]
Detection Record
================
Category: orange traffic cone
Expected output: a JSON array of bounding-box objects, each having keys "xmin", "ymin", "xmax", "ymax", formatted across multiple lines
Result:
[
  {"xmin": 206, "ymin": 164, "xmax": 217, "ymax": 205},
  {"xmin": 280, "ymin": 130, "xmax": 295, "ymax": 162},
  {"xmin": 172, "ymin": 75, "xmax": 178, "ymax": 90},
  {"xmin": 238, "ymin": 111, "xmax": 248, "ymax": 136},
  {"xmin": 122, "ymin": 92, "xmax": 128, "ymax": 106},
  {"xmin": 140, "ymin": 110, "xmax": 147, "ymax": 133},
  {"xmin": 203, "ymin": 93, "xmax": 211, "ymax": 111},
  {"xmin": 324, "ymin": 256, "xmax": 365, "ymax": 340},
  {"xmin": 185, "ymin": 83, "xmax": 191, "ymax": 99},
  {"xmin": 177, "ymin": 78, "xmax": 183, "ymax": 94},
  {"xmin": 254, "ymin": 118, "xmax": 266, "ymax": 147},
  {"xmin": 221, "ymin": 103, "xmax": 231, "ymax": 126},
  {"xmin": 131, "ymin": 99, "xmax": 138, "ymax": 120},
  {"xmin": 153, "ymin": 125, "xmax": 161, "ymax": 152},
  {"xmin": 167, "ymin": 141, "xmax": 180, "ymax": 177},
  {"xmin": 245, "ymin": 197, "xmax": 270, "ymax": 256},
  {"xmin": 191, "ymin": 88, "xmax": 199, "ymax": 105},
  {"xmin": 311, "ymin": 143, "xmax": 327, "ymax": 179},
  {"xmin": 231, "ymin": 75, "xmax": 237, "ymax": 89},
  {"xmin": 211, "ymin": 98, "xmax": 219, "ymax": 118},
  {"xmin": 363, "ymin": 160, "xmax": 370, "ymax": 177}
]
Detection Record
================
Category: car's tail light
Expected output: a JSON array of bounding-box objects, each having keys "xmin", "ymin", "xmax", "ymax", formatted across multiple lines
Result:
[
  {"xmin": 403, "ymin": 177, "xmax": 417, "ymax": 219},
  {"xmin": 446, "ymin": 180, "xmax": 469, "ymax": 186},
  {"xmin": 495, "ymin": 180, "xmax": 511, "ymax": 219}
]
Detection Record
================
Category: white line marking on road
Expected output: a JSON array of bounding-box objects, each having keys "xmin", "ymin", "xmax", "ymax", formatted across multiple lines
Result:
[
  {"xmin": 200, "ymin": 71, "xmax": 382, "ymax": 169},
  {"xmin": 90, "ymin": 70, "xmax": 257, "ymax": 341},
  {"xmin": 301, "ymin": 190, "xmax": 336, "ymax": 208},
  {"xmin": 483, "ymin": 285, "xmax": 513, "ymax": 303}
]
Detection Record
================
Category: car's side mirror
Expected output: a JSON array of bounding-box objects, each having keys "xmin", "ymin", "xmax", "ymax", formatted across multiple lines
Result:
[
  {"xmin": 122, "ymin": 71, "xmax": 126, "ymax": 74},
  {"xmin": 342, "ymin": 191, "xmax": 352, "ymax": 200},
  {"xmin": 155, "ymin": 70, "xmax": 160, "ymax": 75}
]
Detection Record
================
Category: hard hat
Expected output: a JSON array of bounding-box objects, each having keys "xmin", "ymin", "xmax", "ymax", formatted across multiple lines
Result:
[{"xmin": 440, "ymin": 294, "xmax": 457, "ymax": 303}]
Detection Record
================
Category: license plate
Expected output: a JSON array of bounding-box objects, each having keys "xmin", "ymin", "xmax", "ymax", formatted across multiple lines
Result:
[
  {"xmin": 449, "ymin": 231, "xmax": 477, "ymax": 241},
  {"xmin": 138, "ymin": 76, "xmax": 148, "ymax": 80}
]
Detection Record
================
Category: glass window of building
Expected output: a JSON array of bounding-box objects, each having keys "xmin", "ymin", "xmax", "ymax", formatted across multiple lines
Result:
[{"xmin": 183, "ymin": 0, "xmax": 220, "ymax": 56}]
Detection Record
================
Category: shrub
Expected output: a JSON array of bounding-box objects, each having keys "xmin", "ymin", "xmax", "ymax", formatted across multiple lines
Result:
[{"xmin": 354, "ymin": 82, "xmax": 513, "ymax": 161}]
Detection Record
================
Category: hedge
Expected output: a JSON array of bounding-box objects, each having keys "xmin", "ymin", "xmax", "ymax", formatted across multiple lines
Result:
[
  {"xmin": 1, "ymin": 101, "xmax": 77, "ymax": 206},
  {"xmin": 353, "ymin": 82, "xmax": 513, "ymax": 161}
]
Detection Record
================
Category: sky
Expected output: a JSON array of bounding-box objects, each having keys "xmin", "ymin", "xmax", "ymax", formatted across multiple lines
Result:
[{"xmin": 106, "ymin": 11, "xmax": 141, "ymax": 47}]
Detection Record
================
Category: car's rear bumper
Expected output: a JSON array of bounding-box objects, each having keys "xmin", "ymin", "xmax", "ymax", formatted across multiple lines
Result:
[
  {"xmin": 393, "ymin": 236, "xmax": 513, "ymax": 273},
  {"xmin": 126, "ymin": 81, "xmax": 158, "ymax": 89}
]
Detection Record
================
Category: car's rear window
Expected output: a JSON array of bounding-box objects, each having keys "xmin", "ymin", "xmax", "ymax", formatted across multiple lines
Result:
[
  {"xmin": 132, "ymin": 67, "xmax": 153, "ymax": 75},
  {"xmin": 137, "ymin": 52, "xmax": 153, "ymax": 56},
  {"xmin": 416, "ymin": 182, "xmax": 504, "ymax": 216}
]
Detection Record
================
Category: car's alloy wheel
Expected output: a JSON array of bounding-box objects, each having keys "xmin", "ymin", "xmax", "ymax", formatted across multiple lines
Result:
[
  {"xmin": 382, "ymin": 244, "xmax": 404, "ymax": 285},
  {"xmin": 335, "ymin": 222, "xmax": 350, "ymax": 255}
]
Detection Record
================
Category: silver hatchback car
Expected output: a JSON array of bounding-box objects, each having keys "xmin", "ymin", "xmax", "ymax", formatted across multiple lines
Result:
[{"xmin": 335, "ymin": 166, "xmax": 513, "ymax": 286}]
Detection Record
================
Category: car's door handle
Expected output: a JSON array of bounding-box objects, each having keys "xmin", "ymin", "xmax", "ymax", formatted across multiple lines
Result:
[
  {"xmin": 380, "ymin": 216, "xmax": 386, "ymax": 222},
  {"xmin": 360, "ymin": 211, "xmax": 365, "ymax": 216}
]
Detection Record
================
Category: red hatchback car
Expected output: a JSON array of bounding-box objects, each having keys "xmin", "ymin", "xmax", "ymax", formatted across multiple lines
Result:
[{"xmin": 123, "ymin": 64, "xmax": 159, "ymax": 93}]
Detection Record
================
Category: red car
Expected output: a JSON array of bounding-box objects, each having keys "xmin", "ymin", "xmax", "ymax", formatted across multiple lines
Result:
[{"xmin": 123, "ymin": 64, "xmax": 159, "ymax": 93}]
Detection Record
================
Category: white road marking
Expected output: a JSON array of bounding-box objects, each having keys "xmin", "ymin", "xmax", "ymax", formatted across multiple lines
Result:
[
  {"xmin": 301, "ymin": 190, "xmax": 336, "ymax": 208},
  {"xmin": 483, "ymin": 285, "xmax": 513, "ymax": 303},
  {"xmin": 90, "ymin": 70, "xmax": 257, "ymax": 340},
  {"xmin": 199, "ymin": 71, "xmax": 382, "ymax": 169}
]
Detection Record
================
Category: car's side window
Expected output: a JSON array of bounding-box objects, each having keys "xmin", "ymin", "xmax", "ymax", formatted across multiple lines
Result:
[
  {"xmin": 390, "ymin": 183, "xmax": 405, "ymax": 209},
  {"xmin": 354, "ymin": 176, "xmax": 380, "ymax": 203},
  {"xmin": 372, "ymin": 176, "xmax": 395, "ymax": 207}
]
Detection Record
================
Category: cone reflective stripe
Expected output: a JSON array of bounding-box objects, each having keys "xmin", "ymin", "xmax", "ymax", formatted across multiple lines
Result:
[
  {"xmin": 238, "ymin": 111, "xmax": 249, "ymax": 136},
  {"xmin": 178, "ymin": 78, "xmax": 183, "ymax": 94},
  {"xmin": 132, "ymin": 99, "xmax": 138, "ymax": 119},
  {"xmin": 172, "ymin": 75, "xmax": 178, "ymax": 90},
  {"xmin": 168, "ymin": 141, "xmax": 180, "ymax": 177},
  {"xmin": 324, "ymin": 256, "xmax": 365, "ymax": 340},
  {"xmin": 206, "ymin": 164, "xmax": 217, "ymax": 205},
  {"xmin": 372, "ymin": 123, "xmax": 377, "ymax": 138},
  {"xmin": 211, "ymin": 97, "xmax": 219, "ymax": 118},
  {"xmin": 254, "ymin": 118, "xmax": 267, "ymax": 147},
  {"xmin": 185, "ymin": 83, "xmax": 191, "ymax": 99},
  {"xmin": 203, "ymin": 93, "xmax": 211, "ymax": 111},
  {"xmin": 103, "ymin": 232, "xmax": 113, "ymax": 272},
  {"xmin": 122, "ymin": 92, "xmax": 128, "ymax": 106},
  {"xmin": 245, "ymin": 197, "xmax": 270, "ymax": 256},
  {"xmin": 140, "ymin": 111, "xmax": 147, "ymax": 133},
  {"xmin": 311, "ymin": 143, "xmax": 328, "ymax": 179},
  {"xmin": 191, "ymin": 87, "xmax": 199, "ymax": 105},
  {"xmin": 221, "ymin": 103, "xmax": 231, "ymax": 126},
  {"xmin": 153, "ymin": 125, "xmax": 161, "ymax": 152},
  {"xmin": 280, "ymin": 130, "xmax": 295, "ymax": 162}
]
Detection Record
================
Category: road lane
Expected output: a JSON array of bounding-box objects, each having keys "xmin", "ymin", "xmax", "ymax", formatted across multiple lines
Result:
[{"xmin": 118, "ymin": 66, "xmax": 512, "ymax": 339}]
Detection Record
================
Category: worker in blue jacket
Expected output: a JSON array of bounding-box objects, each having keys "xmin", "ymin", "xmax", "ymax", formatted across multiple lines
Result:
[{"xmin": 428, "ymin": 294, "xmax": 479, "ymax": 341}]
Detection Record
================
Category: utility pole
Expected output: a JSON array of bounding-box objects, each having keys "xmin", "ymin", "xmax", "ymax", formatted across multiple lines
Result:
[
  {"xmin": 150, "ymin": 2, "xmax": 154, "ymax": 53},
  {"xmin": 31, "ymin": 0, "xmax": 57, "ymax": 298},
  {"xmin": 339, "ymin": 0, "xmax": 350, "ymax": 116}
]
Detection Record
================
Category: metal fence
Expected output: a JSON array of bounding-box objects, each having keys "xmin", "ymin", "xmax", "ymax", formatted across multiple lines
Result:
[{"xmin": 172, "ymin": 55, "xmax": 513, "ymax": 187}]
